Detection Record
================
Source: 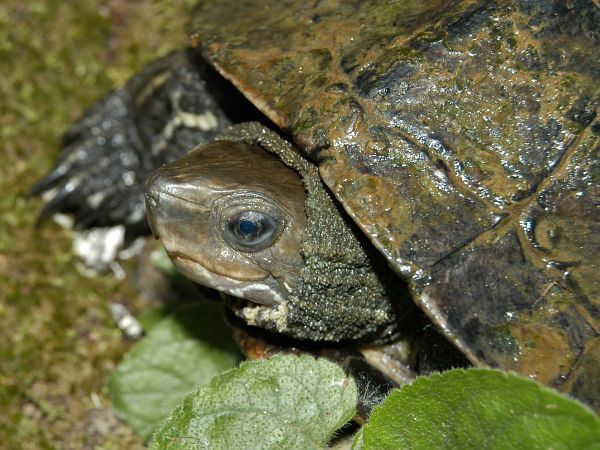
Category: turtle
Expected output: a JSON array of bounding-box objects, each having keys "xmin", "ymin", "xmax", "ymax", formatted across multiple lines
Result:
[{"xmin": 32, "ymin": 0, "xmax": 600, "ymax": 413}]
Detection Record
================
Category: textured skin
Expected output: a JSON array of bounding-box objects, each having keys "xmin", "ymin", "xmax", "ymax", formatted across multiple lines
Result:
[
  {"xmin": 214, "ymin": 124, "xmax": 409, "ymax": 341},
  {"xmin": 190, "ymin": 0, "xmax": 600, "ymax": 409}
]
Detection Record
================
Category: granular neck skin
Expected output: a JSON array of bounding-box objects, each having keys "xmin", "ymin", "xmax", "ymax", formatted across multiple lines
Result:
[{"xmin": 219, "ymin": 123, "xmax": 408, "ymax": 341}]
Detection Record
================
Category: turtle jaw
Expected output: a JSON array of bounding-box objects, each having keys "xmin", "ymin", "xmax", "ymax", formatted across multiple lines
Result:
[{"xmin": 169, "ymin": 252, "xmax": 284, "ymax": 306}]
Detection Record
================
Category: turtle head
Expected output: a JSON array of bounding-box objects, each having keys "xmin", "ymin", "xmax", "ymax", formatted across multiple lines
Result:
[
  {"xmin": 145, "ymin": 140, "xmax": 306, "ymax": 307},
  {"xmin": 145, "ymin": 124, "xmax": 402, "ymax": 342}
]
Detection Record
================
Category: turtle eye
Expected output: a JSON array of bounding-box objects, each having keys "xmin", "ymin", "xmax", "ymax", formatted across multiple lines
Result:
[
  {"xmin": 225, "ymin": 210, "xmax": 278, "ymax": 252},
  {"xmin": 213, "ymin": 191, "xmax": 287, "ymax": 252}
]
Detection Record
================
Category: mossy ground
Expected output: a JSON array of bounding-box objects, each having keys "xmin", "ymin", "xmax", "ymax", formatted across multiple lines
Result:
[{"xmin": 0, "ymin": 1, "xmax": 193, "ymax": 448}]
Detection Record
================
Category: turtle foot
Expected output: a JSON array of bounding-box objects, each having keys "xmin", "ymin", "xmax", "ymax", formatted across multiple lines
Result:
[{"xmin": 30, "ymin": 49, "xmax": 239, "ymax": 239}]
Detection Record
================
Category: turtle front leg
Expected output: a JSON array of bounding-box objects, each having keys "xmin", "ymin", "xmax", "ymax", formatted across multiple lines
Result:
[{"xmin": 30, "ymin": 49, "xmax": 242, "ymax": 238}]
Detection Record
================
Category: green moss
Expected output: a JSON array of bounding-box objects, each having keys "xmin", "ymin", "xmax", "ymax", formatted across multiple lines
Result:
[{"xmin": 0, "ymin": 1, "xmax": 193, "ymax": 447}]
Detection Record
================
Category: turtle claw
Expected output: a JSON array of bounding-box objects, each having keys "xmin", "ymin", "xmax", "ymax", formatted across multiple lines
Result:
[
  {"xmin": 28, "ymin": 165, "xmax": 68, "ymax": 198},
  {"xmin": 35, "ymin": 186, "xmax": 77, "ymax": 226},
  {"xmin": 31, "ymin": 85, "xmax": 143, "ymax": 230}
]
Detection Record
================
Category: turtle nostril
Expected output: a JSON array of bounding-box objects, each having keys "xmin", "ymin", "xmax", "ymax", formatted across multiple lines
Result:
[{"xmin": 145, "ymin": 194, "xmax": 161, "ymax": 240}]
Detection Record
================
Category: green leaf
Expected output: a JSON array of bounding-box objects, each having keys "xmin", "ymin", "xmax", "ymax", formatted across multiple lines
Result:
[
  {"xmin": 108, "ymin": 301, "xmax": 242, "ymax": 439},
  {"xmin": 150, "ymin": 354, "xmax": 358, "ymax": 450},
  {"xmin": 137, "ymin": 306, "xmax": 171, "ymax": 332},
  {"xmin": 356, "ymin": 368, "xmax": 600, "ymax": 450}
]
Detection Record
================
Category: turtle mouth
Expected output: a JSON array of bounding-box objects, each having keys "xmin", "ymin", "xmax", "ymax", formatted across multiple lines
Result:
[
  {"xmin": 224, "ymin": 295, "xmax": 270, "ymax": 316},
  {"xmin": 170, "ymin": 253, "xmax": 284, "ymax": 306}
]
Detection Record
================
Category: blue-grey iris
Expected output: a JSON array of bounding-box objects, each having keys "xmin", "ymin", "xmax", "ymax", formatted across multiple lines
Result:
[{"xmin": 226, "ymin": 210, "xmax": 278, "ymax": 251}]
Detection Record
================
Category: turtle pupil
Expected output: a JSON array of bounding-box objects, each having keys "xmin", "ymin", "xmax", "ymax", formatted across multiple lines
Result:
[{"xmin": 237, "ymin": 218, "xmax": 257, "ymax": 236}]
